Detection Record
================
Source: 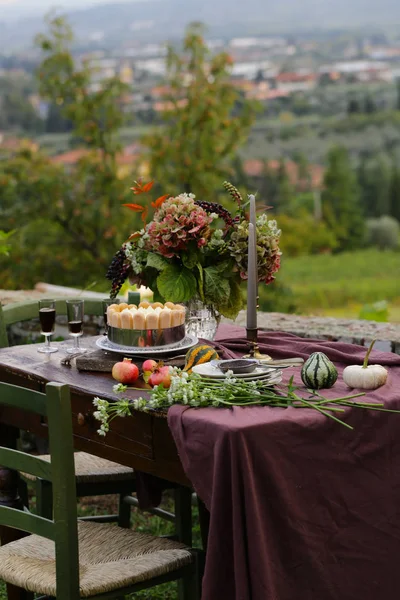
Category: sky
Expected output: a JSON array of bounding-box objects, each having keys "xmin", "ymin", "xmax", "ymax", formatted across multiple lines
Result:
[{"xmin": 0, "ymin": 0, "xmax": 148, "ymax": 19}]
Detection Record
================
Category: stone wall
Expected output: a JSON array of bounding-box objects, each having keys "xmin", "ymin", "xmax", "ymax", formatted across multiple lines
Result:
[
  {"xmin": 222, "ymin": 311, "xmax": 400, "ymax": 354},
  {"xmin": 2, "ymin": 289, "xmax": 400, "ymax": 354}
]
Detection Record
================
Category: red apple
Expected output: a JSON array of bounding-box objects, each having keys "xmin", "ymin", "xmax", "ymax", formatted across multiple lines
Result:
[
  {"xmin": 142, "ymin": 359, "xmax": 158, "ymax": 383},
  {"xmin": 148, "ymin": 366, "xmax": 171, "ymax": 389},
  {"xmin": 112, "ymin": 358, "xmax": 139, "ymax": 384}
]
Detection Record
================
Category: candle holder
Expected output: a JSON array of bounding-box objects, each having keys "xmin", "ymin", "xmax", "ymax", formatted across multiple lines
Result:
[{"xmin": 245, "ymin": 325, "xmax": 272, "ymax": 362}]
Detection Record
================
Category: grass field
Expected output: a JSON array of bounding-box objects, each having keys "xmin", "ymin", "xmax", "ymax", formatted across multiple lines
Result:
[{"xmin": 275, "ymin": 248, "xmax": 400, "ymax": 322}]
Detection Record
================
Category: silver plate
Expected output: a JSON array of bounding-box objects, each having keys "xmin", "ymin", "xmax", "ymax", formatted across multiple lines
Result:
[
  {"xmin": 192, "ymin": 362, "xmax": 282, "ymax": 381},
  {"xmin": 96, "ymin": 334, "xmax": 198, "ymax": 357}
]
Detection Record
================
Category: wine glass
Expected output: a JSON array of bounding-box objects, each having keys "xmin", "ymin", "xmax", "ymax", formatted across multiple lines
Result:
[
  {"xmin": 66, "ymin": 299, "xmax": 86, "ymax": 354},
  {"xmin": 102, "ymin": 298, "xmax": 119, "ymax": 335},
  {"xmin": 38, "ymin": 299, "xmax": 58, "ymax": 354}
]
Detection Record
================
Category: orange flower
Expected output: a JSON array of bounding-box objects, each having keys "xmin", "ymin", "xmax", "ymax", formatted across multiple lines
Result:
[
  {"xmin": 130, "ymin": 179, "xmax": 154, "ymax": 195},
  {"xmin": 123, "ymin": 203, "xmax": 145, "ymax": 212},
  {"xmin": 151, "ymin": 194, "xmax": 170, "ymax": 208}
]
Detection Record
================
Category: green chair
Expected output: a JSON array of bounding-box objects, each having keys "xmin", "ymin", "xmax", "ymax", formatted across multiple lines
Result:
[
  {"xmin": 0, "ymin": 380, "xmax": 202, "ymax": 599},
  {"xmin": 0, "ymin": 299, "xmax": 193, "ymax": 544}
]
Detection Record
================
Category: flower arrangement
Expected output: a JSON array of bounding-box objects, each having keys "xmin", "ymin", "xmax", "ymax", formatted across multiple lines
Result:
[{"xmin": 106, "ymin": 180, "xmax": 281, "ymax": 319}]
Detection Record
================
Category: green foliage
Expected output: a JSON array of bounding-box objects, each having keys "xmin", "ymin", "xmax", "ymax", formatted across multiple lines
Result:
[
  {"xmin": 141, "ymin": 22, "xmax": 259, "ymax": 196},
  {"xmin": 322, "ymin": 146, "xmax": 365, "ymax": 251},
  {"xmin": 0, "ymin": 74, "xmax": 43, "ymax": 133},
  {"xmin": 359, "ymin": 300, "xmax": 389, "ymax": 322},
  {"xmin": 36, "ymin": 15, "xmax": 129, "ymax": 155},
  {"xmin": 0, "ymin": 16, "xmax": 136, "ymax": 290},
  {"xmin": 389, "ymin": 164, "xmax": 400, "ymax": 222},
  {"xmin": 365, "ymin": 215, "xmax": 400, "ymax": 250},
  {"xmin": 278, "ymin": 212, "xmax": 338, "ymax": 256},
  {"xmin": 0, "ymin": 147, "xmax": 135, "ymax": 289},
  {"xmin": 358, "ymin": 153, "xmax": 392, "ymax": 218},
  {"xmin": 157, "ymin": 264, "xmax": 198, "ymax": 302},
  {"xmin": 0, "ymin": 230, "xmax": 14, "ymax": 256},
  {"xmin": 258, "ymin": 279, "xmax": 298, "ymax": 314}
]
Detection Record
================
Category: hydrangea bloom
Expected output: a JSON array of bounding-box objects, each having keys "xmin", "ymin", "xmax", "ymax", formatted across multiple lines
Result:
[{"xmin": 146, "ymin": 194, "xmax": 215, "ymax": 258}]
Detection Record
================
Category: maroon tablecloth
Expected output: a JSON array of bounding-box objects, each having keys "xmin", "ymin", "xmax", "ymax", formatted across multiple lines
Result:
[{"xmin": 168, "ymin": 324, "xmax": 400, "ymax": 600}]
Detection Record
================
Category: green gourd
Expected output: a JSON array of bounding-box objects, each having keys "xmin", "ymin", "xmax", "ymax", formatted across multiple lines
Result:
[{"xmin": 301, "ymin": 352, "xmax": 338, "ymax": 389}]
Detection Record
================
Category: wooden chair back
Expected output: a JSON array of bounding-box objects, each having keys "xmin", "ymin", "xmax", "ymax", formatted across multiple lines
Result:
[
  {"xmin": 0, "ymin": 381, "xmax": 80, "ymax": 599},
  {"xmin": 0, "ymin": 297, "xmax": 104, "ymax": 348}
]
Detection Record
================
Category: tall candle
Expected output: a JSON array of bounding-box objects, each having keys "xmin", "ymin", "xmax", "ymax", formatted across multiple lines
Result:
[
  {"xmin": 247, "ymin": 223, "xmax": 257, "ymax": 329},
  {"xmin": 248, "ymin": 194, "xmax": 258, "ymax": 319}
]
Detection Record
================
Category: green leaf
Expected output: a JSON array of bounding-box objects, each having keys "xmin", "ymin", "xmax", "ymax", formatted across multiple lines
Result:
[
  {"xmin": 157, "ymin": 264, "xmax": 198, "ymax": 302},
  {"xmin": 218, "ymin": 278, "xmax": 244, "ymax": 319},
  {"xmin": 213, "ymin": 259, "xmax": 236, "ymax": 274},
  {"xmin": 182, "ymin": 243, "xmax": 201, "ymax": 269},
  {"xmin": 204, "ymin": 266, "xmax": 230, "ymax": 305},
  {"xmin": 146, "ymin": 252, "xmax": 170, "ymax": 272}
]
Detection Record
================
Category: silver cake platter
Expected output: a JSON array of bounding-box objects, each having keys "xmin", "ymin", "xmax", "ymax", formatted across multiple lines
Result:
[
  {"xmin": 96, "ymin": 334, "xmax": 198, "ymax": 358},
  {"xmin": 107, "ymin": 323, "xmax": 185, "ymax": 347}
]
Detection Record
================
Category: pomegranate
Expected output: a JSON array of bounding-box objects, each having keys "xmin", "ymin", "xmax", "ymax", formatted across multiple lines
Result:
[
  {"xmin": 142, "ymin": 359, "xmax": 158, "ymax": 383},
  {"xmin": 148, "ymin": 365, "xmax": 171, "ymax": 389},
  {"xmin": 112, "ymin": 358, "xmax": 139, "ymax": 384}
]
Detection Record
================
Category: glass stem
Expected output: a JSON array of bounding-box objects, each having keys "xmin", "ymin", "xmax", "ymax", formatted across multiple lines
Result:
[
  {"xmin": 75, "ymin": 336, "xmax": 80, "ymax": 351},
  {"xmin": 46, "ymin": 334, "xmax": 51, "ymax": 349}
]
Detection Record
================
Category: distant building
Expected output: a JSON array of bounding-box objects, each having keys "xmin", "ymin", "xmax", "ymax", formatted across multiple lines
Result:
[
  {"xmin": 244, "ymin": 159, "xmax": 324, "ymax": 190},
  {"xmin": 274, "ymin": 72, "xmax": 317, "ymax": 93},
  {"xmin": 365, "ymin": 47, "xmax": 400, "ymax": 61},
  {"xmin": 319, "ymin": 61, "xmax": 392, "ymax": 83},
  {"xmin": 231, "ymin": 60, "xmax": 274, "ymax": 79}
]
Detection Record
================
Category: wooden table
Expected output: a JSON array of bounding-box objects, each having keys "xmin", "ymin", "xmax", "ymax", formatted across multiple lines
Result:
[{"xmin": 0, "ymin": 337, "xmax": 198, "ymax": 600}]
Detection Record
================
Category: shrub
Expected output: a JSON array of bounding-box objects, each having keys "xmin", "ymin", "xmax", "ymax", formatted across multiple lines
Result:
[
  {"xmin": 278, "ymin": 212, "xmax": 338, "ymax": 257},
  {"xmin": 365, "ymin": 215, "xmax": 400, "ymax": 250}
]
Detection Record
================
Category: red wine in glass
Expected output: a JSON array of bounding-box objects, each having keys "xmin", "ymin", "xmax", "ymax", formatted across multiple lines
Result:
[
  {"xmin": 68, "ymin": 320, "xmax": 83, "ymax": 335},
  {"xmin": 37, "ymin": 299, "xmax": 58, "ymax": 354},
  {"xmin": 39, "ymin": 308, "xmax": 56, "ymax": 333}
]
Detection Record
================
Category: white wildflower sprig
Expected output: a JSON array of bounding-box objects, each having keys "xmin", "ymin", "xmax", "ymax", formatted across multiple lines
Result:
[{"xmin": 92, "ymin": 369, "xmax": 399, "ymax": 438}]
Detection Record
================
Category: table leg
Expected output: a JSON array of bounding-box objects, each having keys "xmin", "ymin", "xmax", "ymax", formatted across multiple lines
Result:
[
  {"xmin": 0, "ymin": 424, "xmax": 33, "ymax": 600},
  {"xmin": 197, "ymin": 497, "xmax": 210, "ymax": 551}
]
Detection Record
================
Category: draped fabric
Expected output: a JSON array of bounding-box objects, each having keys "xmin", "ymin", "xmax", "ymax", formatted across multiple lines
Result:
[{"xmin": 168, "ymin": 324, "xmax": 400, "ymax": 600}]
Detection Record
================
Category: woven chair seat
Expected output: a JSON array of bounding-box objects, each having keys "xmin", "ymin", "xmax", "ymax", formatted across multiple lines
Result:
[
  {"xmin": 22, "ymin": 451, "xmax": 135, "ymax": 484},
  {"xmin": 0, "ymin": 520, "xmax": 192, "ymax": 597}
]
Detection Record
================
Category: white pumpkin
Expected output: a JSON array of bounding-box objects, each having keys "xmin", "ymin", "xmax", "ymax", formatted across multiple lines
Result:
[{"xmin": 342, "ymin": 340, "xmax": 388, "ymax": 390}]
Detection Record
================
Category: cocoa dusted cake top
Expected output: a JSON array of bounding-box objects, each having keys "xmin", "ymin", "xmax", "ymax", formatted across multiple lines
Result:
[{"xmin": 107, "ymin": 301, "xmax": 186, "ymax": 331}]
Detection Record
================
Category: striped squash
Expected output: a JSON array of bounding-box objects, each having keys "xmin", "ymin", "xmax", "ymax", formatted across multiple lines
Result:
[
  {"xmin": 183, "ymin": 344, "xmax": 219, "ymax": 373},
  {"xmin": 301, "ymin": 352, "xmax": 338, "ymax": 390}
]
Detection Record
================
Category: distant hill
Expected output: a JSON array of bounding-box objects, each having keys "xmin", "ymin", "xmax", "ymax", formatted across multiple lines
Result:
[{"xmin": 1, "ymin": 0, "xmax": 400, "ymax": 52}]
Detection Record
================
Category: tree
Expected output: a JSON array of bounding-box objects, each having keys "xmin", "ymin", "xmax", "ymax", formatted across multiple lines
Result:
[
  {"xmin": 0, "ymin": 16, "xmax": 136, "ymax": 290},
  {"xmin": 36, "ymin": 16, "xmax": 129, "ymax": 159},
  {"xmin": 141, "ymin": 23, "xmax": 259, "ymax": 197},
  {"xmin": 358, "ymin": 154, "xmax": 392, "ymax": 218},
  {"xmin": 276, "ymin": 159, "xmax": 295, "ymax": 214},
  {"xmin": 322, "ymin": 146, "xmax": 365, "ymax": 251},
  {"xmin": 397, "ymin": 79, "xmax": 400, "ymax": 111},
  {"xmin": 389, "ymin": 164, "xmax": 400, "ymax": 222},
  {"xmin": 364, "ymin": 95, "xmax": 377, "ymax": 114},
  {"xmin": 347, "ymin": 96, "xmax": 361, "ymax": 115}
]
